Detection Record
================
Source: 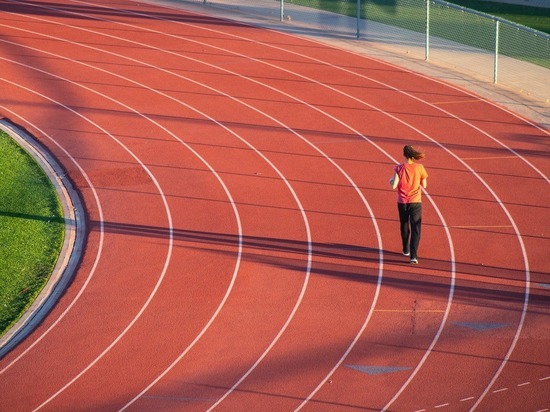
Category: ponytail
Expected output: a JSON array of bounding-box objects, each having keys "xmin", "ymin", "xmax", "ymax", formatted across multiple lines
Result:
[{"xmin": 403, "ymin": 145, "xmax": 424, "ymax": 161}]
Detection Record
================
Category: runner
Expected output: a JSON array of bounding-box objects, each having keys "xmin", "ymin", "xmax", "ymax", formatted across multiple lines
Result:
[{"xmin": 390, "ymin": 145, "xmax": 428, "ymax": 264}]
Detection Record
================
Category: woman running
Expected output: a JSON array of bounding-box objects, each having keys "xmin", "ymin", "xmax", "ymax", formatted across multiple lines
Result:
[{"xmin": 389, "ymin": 145, "xmax": 428, "ymax": 264}]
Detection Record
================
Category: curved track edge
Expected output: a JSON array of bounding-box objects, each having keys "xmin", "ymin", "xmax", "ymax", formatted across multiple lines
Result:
[{"xmin": 0, "ymin": 118, "xmax": 86, "ymax": 359}]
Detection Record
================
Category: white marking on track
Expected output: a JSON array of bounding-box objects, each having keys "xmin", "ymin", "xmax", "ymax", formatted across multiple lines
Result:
[
  {"xmin": 0, "ymin": 75, "xmax": 177, "ymax": 412},
  {"xmin": 0, "ymin": 40, "xmax": 245, "ymax": 412},
  {"xmin": 1, "ymin": 1, "xmax": 544, "ymax": 410},
  {"xmin": 2, "ymin": 2, "xmax": 452, "ymax": 409},
  {"xmin": 0, "ymin": 7, "xmax": 313, "ymax": 410},
  {"xmin": 0, "ymin": 5, "xmax": 386, "ymax": 410}
]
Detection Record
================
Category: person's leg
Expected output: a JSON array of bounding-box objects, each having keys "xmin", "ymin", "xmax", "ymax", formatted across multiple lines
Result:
[
  {"xmin": 397, "ymin": 203, "xmax": 410, "ymax": 255},
  {"xmin": 409, "ymin": 203, "xmax": 423, "ymax": 260}
]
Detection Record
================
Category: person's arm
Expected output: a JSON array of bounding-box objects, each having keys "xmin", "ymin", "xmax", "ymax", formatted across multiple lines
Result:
[
  {"xmin": 390, "ymin": 173, "xmax": 399, "ymax": 190},
  {"xmin": 421, "ymin": 177, "xmax": 427, "ymax": 189}
]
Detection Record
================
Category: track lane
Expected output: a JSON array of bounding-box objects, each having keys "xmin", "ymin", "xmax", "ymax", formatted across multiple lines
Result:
[
  {"xmin": 0, "ymin": 78, "xmax": 177, "ymax": 410},
  {"xmin": 0, "ymin": 2, "xmax": 488, "ymax": 408},
  {"xmin": 1, "ymin": 4, "xmax": 320, "ymax": 410},
  {"xmin": 0, "ymin": 11, "xmax": 249, "ymax": 410},
  {"xmin": 6, "ymin": 9, "xmax": 394, "ymax": 408},
  {"xmin": 119, "ymin": 5, "xmax": 548, "ymax": 408},
  {"xmin": 21, "ymin": 4, "xmax": 448, "ymax": 410},
  {"xmin": 1, "ymin": 3, "xmax": 392, "ymax": 408},
  {"xmin": 1, "ymin": 0, "xmax": 548, "ymax": 410}
]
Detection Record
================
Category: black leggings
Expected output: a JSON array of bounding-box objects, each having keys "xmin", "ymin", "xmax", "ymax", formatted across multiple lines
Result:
[{"xmin": 398, "ymin": 202, "xmax": 422, "ymax": 259}]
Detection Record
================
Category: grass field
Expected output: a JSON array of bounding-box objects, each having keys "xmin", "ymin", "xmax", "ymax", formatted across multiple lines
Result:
[
  {"xmin": 289, "ymin": 0, "xmax": 549, "ymax": 67},
  {"xmin": 0, "ymin": 129, "xmax": 64, "ymax": 337},
  {"xmin": 294, "ymin": 0, "xmax": 550, "ymax": 34},
  {"xmin": 446, "ymin": 0, "xmax": 550, "ymax": 34}
]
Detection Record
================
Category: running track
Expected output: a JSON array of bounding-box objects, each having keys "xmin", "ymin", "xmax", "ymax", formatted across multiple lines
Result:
[{"xmin": 0, "ymin": 0, "xmax": 549, "ymax": 411}]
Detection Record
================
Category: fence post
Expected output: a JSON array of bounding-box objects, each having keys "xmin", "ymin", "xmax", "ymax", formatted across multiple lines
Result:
[
  {"xmin": 425, "ymin": 0, "xmax": 430, "ymax": 61},
  {"xmin": 356, "ymin": 0, "xmax": 361, "ymax": 39},
  {"xmin": 494, "ymin": 19, "xmax": 499, "ymax": 84},
  {"xmin": 280, "ymin": 0, "xmax": 284, "ymax": 21}
]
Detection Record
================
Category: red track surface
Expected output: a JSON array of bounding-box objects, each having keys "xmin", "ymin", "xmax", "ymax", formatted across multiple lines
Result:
[{"xmin": 0, "ymin": 0, "xmax": 548, "ymax": 411}]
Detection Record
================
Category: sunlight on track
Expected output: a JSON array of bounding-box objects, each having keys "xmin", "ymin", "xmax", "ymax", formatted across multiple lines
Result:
[{"xmin": 0, "ymin": 0, "xmax": 547, "ymax": 411}]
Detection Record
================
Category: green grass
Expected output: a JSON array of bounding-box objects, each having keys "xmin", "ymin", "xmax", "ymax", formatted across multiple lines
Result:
[
  {"xmin": 0, "ymin": 129, "xmax": 64, "ymax": 337},
  {"xmin": 445, "ymin": 0, "xmax": 550, "ymax": 34},
  {"xmin": 290, "ymin": 0, "xmax": 550, "ymax": 67},
  {"xmin": 291, "ymin": 0, "xmax": 550, "ymax": 34}
]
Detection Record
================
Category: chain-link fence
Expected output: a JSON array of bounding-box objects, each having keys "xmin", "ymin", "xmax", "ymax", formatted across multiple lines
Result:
[{"xmin": 178, "ymin": 0, "xmax": 549, "ymax": 104}]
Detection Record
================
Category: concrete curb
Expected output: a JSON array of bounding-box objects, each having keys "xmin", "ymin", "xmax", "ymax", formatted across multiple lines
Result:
[{"xmin": 0, "ymin": 119, "xmax": 86, "ymax": 358}]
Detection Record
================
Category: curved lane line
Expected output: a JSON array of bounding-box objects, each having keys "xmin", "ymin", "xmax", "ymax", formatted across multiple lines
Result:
[
  {"xmin": 0, "ymin": 51, "xmax": 245, "ymax": 409},
  {"xmin": 1, "ymin": 10, "xmax": 373, "ymax": 409},
  {"xmin": 0, "ymin": 68, "xmax": 178, "ymax": 410},
  {"xmin": 2, "ymin": 2, "xmax": 451, "ymax": 407},
  {"xmin": 151, "ymin": 13, "xmax": 535, "ymax": 408},
  {"xmin": 6, "ymin": 1, "xmax": 534, "ymax": 409},
  {"xmin": 2, "ymin": 9, "xmax": 451, "ymax": 410},
  {"xmin": 61, "ymin": 8, "xmax": 454, "ymax": 407},
  {"xmin": 0, "ymin": 13, "xmax": 308, "ymax": 410},
  {"xmin": 181, "ymin": 23, "xmax": 535, "ymax": 410}
]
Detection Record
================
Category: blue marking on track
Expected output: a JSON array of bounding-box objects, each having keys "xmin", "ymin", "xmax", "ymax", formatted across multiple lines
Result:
[
  {"xmin": 453, "ymin": 322, "xmax": 509, "ymax": 331},
  {"xmin": 346, "ymin": 365, "xmax": 411, "ymax": 375}
]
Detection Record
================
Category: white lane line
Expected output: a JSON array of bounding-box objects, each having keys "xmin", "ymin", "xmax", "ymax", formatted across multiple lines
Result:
[
  {"xmin": 461, "ymin": 156, "xmax": 519, "ymax": 160},
  {"xmin": 0, "ymin": 7, "xmax": 382, "ymax": 410},
  {"xmin": 167, "ymin": 20, "xmax": 533, "ymax": 412},
  {"xmin": 7, "ymin": 3, "xmax": 536, "ymax": 412},
  {"xmin": 420, "ymin": 373, "xmax": 550, "ymax": 410},
  {"xmin": 0, "ymin": 19, "xmax": 302, "ymax": 412},
  {"xmin": 0, "ymin": 50, "xmax": 246, "ymax": 412},
  {"xmin": 123, "ymin": 22, "xmax": 540, "ymax": 409},
  {"xmin": 1, "ymin": 8, "xmax": 310, "ymax": 410},
  {"xmin": 3, "ymin": 2, "xmax": 453, "ymax": 408},
  {"xmin": 39, "ymin": 5, "xmax": 383, "ymax": 408},
  {"xmin": 180, "ymin": 12, "xmax": 537, "ymax": 410},
  {"xmin": 0, "ymin": 73, "xmax": 177, "ymax": 411}
]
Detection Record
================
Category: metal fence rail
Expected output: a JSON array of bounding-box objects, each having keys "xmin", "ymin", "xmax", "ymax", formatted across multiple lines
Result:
[{"xmin": 179, "ymin": 0, "xmax": 549, "ymax": 104}]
